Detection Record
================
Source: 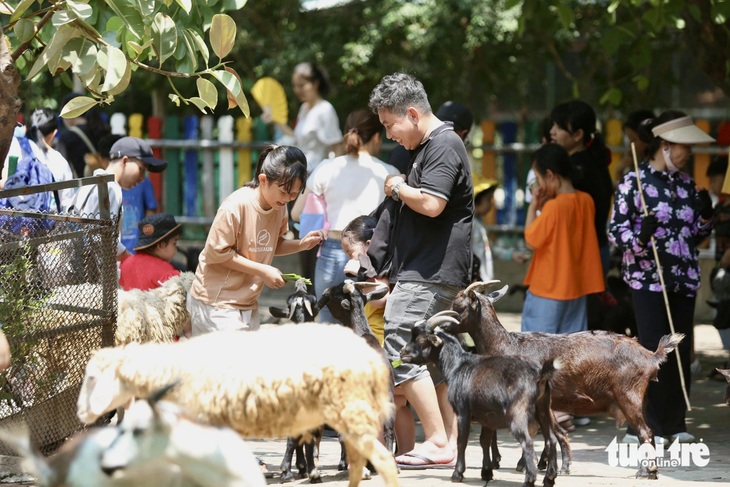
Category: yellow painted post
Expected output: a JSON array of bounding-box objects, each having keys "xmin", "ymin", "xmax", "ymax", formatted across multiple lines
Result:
[
  {"xmin": 605, "ymin": 118, "xmax": 623, "ymax": 184},
  {"xmin": 237, "ymin": 116, "xmax": 252, "ymax": 187},
  {"xmin": 128, "ymin": 113, "xmax": 144, "ymax": 138},
  {"xmin": 481, "ymin": 119, "xmax": 496, "ymax": 180}
]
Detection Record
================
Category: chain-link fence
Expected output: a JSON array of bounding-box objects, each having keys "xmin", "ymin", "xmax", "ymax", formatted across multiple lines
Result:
[{"xmin": 0, "ymin": 176, "xmax": 118, "ymax": 455}]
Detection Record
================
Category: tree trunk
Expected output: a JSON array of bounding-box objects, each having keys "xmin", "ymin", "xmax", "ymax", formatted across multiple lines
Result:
[{"xmin": 0, "ymin": 30, "xmax": 22, "ymax": 176}]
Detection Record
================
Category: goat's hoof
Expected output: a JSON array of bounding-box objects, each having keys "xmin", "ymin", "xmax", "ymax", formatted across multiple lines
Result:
[
  {"xmin": 560, "ymin": 467, "xmax": 571, "ymax": 475},
  {"xmin": 515, "ymin": 460, "xmax": 526, "ymax": 473},
  {"xmin": 308, "ymin": 471, "xmax": 322, "ymax": 484},
  {"xmin": 537, "ymin": 460, "xmax": 547, "ymax": 470},
  {"xmin": 490, "ymin": 460, "xmax": 500, "ymax": 469},
  {"xmin": 480, "ymin": 468, "xmax": 493, "ymax": 481},
  {"xmin": 280, "ymin": 472, "xmax": 295, "ymax": 483},
  {"xmin": 450, "ymin": 472, "xmax": 463, "ymax": 483}
]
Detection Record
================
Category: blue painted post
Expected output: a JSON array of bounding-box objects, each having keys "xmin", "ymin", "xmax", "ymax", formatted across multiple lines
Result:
[
  {"xmin": 498, "ymin": 121, "xmax": 518, "ymax": 226},
  {"xmin": 183, "ymin": 116, "xmax": 199, "ymax": 219}
]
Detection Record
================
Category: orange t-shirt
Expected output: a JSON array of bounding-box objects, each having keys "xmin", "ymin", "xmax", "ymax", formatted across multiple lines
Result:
[{"xmin": 523, "ymin": 191, "xmax": 605, "ymax": 300}]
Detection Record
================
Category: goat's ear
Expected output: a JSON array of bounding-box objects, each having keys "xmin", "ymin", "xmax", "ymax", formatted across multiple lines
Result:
[
  {"xmin": 365, "ymin": 286, "xmax": 389, "ymax": 303},
  {"xmin": 268, "ymin": 306, "xmax": 289, "ymax": 319},
  {"xmin": 316, "ymin": 291, "xmax": 330, "ymax": 310},
  {"xmin": 487, "ymin": 285, "xmax": 509, "ymax": 304},
  {"xmin": 339, "ymin": 299, "xmax": 351, "ymax": 311},
  {"xmin": 427, "ymin": 335, "xmax": 443, "ymax": 348}
]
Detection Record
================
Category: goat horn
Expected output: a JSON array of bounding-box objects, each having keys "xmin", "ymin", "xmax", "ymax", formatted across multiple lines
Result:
[
  {"xmin": 425, "ymin": 313, "xmax": 460, "ymax": 332},
  {"xmin": 465, "ymin": 280, "xmax": 502, "ymax": 295}
]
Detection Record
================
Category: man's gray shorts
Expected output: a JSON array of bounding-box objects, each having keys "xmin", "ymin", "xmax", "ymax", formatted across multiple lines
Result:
[{"xmin": 383, "ymin": 280, "xmax": 460, "ymax": 387}]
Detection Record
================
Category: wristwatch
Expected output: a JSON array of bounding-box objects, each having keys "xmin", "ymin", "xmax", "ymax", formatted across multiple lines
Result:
[{"xmin": 392, "ymin": 182, "xmax": 405, "ymax": 201}]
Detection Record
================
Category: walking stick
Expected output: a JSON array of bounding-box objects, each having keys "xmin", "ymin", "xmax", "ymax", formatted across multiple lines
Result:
[{"xmin": 631, "ymin": 142, "xmax": 691, "ymax": 411}]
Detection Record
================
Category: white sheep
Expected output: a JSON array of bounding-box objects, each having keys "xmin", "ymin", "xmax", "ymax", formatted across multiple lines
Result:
[
  {"xmin": 0, "ymin": 388, "xmax": 265, "ymax": 487},
  {"xmin": 76, "ymin": 324, "xmax": 398, "ymax": 487},
  {"xmin": 115, "ymin": 272, "xmax": 194, "ymax": 345}
]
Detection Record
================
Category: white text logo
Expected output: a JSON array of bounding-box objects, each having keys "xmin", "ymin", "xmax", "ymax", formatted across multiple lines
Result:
[{"xmin": 605, "ymin": 437, "xmax": 710, "ymax": 468}]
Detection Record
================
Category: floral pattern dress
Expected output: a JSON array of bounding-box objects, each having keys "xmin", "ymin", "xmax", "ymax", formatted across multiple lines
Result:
[{"xmin": 608, "ymin": 161, "xmax": 713, "ymax": 297}]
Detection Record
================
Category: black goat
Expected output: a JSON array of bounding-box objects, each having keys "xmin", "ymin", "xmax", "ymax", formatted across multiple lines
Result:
[
  {"xmin": 317, "ymin": 279, "xmax": 396, "ymax": 471},
  {"xmin": 269, "ymin": 278, "xmax": 319, "ymax": 323},
  {"xmin": 399, "ymin": 315, "xmax": 561, "ymax": 487},
  {"xmin": 269, "ymin": 278, "xmax": 322, "ymax": 483},
  {"xmin": 443, "ymin": 280, "xmax": 683, "ymax": 479}
]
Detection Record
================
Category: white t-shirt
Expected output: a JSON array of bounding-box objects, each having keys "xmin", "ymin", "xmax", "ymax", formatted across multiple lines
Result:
[
  {"xmin": 72, "ymin": 168, "xmax": 125, "ymax": 256},
  {"xmin": 294, "ymin": 100, "xmax": 342, "ymax": 173},
  {"xmin": 34, "ymin": 144, "xmax": 76, "ymax": 211},
  {"xmin": 307, "ymin": 153, "xmax": 399, "ymax": 231}
]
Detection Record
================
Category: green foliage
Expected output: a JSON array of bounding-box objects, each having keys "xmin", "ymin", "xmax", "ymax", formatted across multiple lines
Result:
[
  {"xmin": 2, "ymin": 0, "xmax": 251, "ymax": 116},
  {"xmin": 0, "ymin": 246, "xmax": 46, "ymax": 361}
]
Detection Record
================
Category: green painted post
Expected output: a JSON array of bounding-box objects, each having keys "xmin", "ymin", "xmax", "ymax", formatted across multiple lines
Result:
[{"xmin": 165, "ymin": 115, "xmax": 181, "ymax": 216}]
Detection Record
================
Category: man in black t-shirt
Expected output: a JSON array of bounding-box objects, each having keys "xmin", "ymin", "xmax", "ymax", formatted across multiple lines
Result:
[{"xmin": 368, "ymin": 73, "xmax": 473, "ymax": 468}]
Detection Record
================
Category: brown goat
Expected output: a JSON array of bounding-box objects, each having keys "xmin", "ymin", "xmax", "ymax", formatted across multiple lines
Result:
[{"xmin": 441, "ymin": 280, "xmax": 683, "ymax": 480}]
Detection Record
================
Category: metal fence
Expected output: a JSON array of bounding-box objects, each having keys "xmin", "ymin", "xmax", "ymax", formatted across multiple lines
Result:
[{"xmin": 0, "ymin": 176, "xmax": 118, "ymax": 455}]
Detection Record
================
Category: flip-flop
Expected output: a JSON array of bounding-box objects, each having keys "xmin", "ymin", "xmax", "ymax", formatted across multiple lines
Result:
[{"xmin": 396, "ymin": 452, "xmax": 455, "ymax": 470}]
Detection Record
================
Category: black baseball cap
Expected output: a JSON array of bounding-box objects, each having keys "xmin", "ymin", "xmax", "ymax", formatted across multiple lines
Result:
[
  {"xmin": 436, "ymin": 101, "xmax": 474, "ymax": 133},
  {"xmin": 109, "ymin": 136, "xmax": 168, "ymax": 172}
]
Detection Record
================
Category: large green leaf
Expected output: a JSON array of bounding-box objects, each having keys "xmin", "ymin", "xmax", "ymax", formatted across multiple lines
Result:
[
  {"xmin": 14, "ymin": 19, "xmax": 36, "ymax": 44},
  {"xmin": 178, "ymin": 30, "xmax": 199, "ymax": 72},
  {"xmin": 210, "ymin": 14, "xmax": 236, "ymax": 59},
  {"xmin": 104, "ymin": 0, "xmax": 145, "ymax": 40},
  {"xmin": 27, "ymin": 26, "xmax": 79, "ymax": 79},
  {"xmin": 188, "ymin": 96, "xmax": 211, "ymax": 113},
  {"xmin": 67, "ymin": 0, "xmax": 93, "ymax": 20},
  {"xmin": 210, "ymin": 68, "xmax": 249, "ymax": 116},
  {"xmin": 9, "ymin": 0, "xmax": 37, "ymax": 23},
  {"xmin": 100, "ymin": 45, "xmax": 129, "ymax": 93},
  {"xmin": 52, "ymin": 10, "xmax": 77, "ymax": 28},
  {"xmin": 185, "ymin": 28, "xmax": 209, "ymax": 67},
  {"xmin": 196, "ymin": 77, "xmax": 218, "ymax": 108},
  {"xmin": 60, "ymin": 96, "xmax": 98, "ymax": 118},
  {"xmin": 152, "ymin": 12, "xmax": 177, "ymax": 66},
  {"xmin": 175, "ymin": 0, "xmax": 192, "ymax": 14}
]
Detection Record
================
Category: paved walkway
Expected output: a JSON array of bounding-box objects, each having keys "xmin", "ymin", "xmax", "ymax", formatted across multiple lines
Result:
[{"xmin": 1, "ymin": 299, "xmax": 728, "ymax": 486}]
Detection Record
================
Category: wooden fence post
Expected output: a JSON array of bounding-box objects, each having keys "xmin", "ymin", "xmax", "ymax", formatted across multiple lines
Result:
[
  {"xmin": 237, "ymin": 116, "xmax": 253, "ymax": 187},
  {"xmin": 147, "ymin": 116, "xmax": 164, "ymax": 207}
]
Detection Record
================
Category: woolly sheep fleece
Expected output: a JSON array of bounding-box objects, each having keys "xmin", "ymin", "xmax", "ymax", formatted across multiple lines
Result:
[{"xmin": 78, "ymin": 324, "xmax": 394, "ymax": 440}]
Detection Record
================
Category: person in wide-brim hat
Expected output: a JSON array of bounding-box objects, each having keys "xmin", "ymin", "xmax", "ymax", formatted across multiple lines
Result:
[
  {"xmin": 119, "ymin": 213, "xmax": 183, "ymax": 293},
  {"xmin": 608, "ymin": 109, "xmax": 716, "ymax": 445}
]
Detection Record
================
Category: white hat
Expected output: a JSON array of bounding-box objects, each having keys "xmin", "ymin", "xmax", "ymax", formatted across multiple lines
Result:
[{"xmin": 652, "ymin": 116, "xmax": 715, "ymax": 144}]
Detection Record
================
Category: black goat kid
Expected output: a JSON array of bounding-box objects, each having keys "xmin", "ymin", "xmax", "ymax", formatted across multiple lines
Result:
[
  {"xmin": 269, "ymin": 278, "xmax": 322, "ymax": 483},
  {"xmin": 400, "ymin": 316, "xmax": 562, "ymax": 487},
  {"xmin": 317, "ymin": 280, "xmax": 396, "ymax": 472}
]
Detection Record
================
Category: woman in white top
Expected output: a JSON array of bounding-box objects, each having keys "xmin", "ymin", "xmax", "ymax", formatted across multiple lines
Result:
[
  {"xmin": 272, "ymin": 62, "xmax": 343, "ymax": 174},
  {"xmin": 293, "ymin": 109, "xmax": 398, "ymax": 323},
  {"xmin": 27, "ymin": 108, "xmax": 76, "ymax": 211}
]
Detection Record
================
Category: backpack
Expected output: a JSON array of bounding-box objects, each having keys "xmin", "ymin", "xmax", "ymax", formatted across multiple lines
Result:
[{"xmin": 0, "ymin": 137, "xmax": 60, "ymax": 237}]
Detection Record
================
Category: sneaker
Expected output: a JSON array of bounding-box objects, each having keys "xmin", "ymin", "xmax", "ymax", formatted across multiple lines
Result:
[
  {"xmin": 573, "ymin": 416, "xmax": 591, "ymax": 426},
  {"xmin": 670, "ymin": 432, "xmax": 696, "ymax": 443},
  {"xmin": 621, "ymin": 433, "xmax": 665, "ymax": 445}
]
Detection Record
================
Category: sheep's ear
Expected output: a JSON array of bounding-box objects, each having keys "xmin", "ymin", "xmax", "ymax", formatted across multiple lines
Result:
[
  {"xmin": 89, "ymin": 377, "xmax": 116, "ymax": 417},
  {"xmin": 269, "ymin": 306, "xmax": 289, "ymax": 319},
  {"xmin": 487, "ymin": 285, "xmax": 509, "ymax": 304}
]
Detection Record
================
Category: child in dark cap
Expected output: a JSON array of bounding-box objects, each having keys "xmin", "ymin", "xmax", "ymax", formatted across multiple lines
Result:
[{"xmin": 119, "ymin": 213, "xmax": 182, "ymax": 292}]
